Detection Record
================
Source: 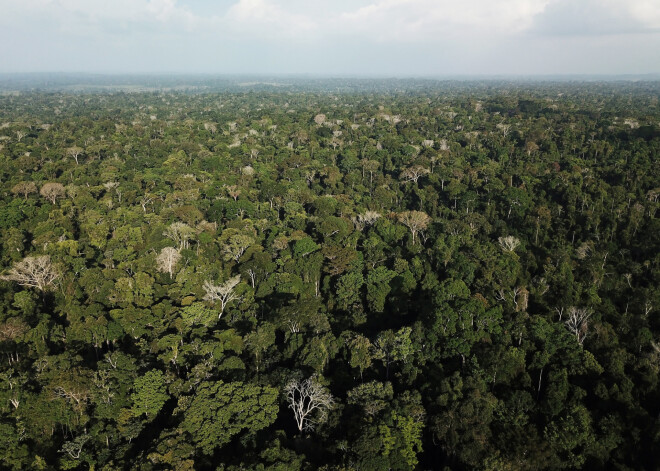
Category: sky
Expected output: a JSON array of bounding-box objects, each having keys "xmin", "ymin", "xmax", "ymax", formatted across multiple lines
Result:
[{"xmin": 0, "ymin": 0, "xmax": 659, "ymax": 76}]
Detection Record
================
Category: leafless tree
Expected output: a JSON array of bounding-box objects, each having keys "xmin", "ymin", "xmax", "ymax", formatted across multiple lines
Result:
[
  {"xmin": 163, "ymin": 222, "xmax": 196, "ymax": 250},
  {"xmin": 203, "ymin": 275, "xmax": 241, "ymax": 318},
  {"xmin": 564, "ymin": 307, "xmax": 592, "ymax": 345},
  {"xmin": 203, "ymin": 122, "xmax": 217, "ymax": 134},
  {"xmin": 103, "ymin": 181, "xmax": 123, "ymax": 203},
  {"xmin": 400, "ymin": 165, "xmax": 430, "ymax": 184},
  {"xmin": 139, "ymin": 194, "xmax": 154, "ymax": 213},
  {"xmin": 53, "ymin": 384, "xmax": 90, "ymax": 410},
  {"xmin": 60, "ymin": 434, "xmax": 90, "ymax": 460},
  {"xmin": 14, "ymin": 130, "xmax": 26, "ymax": 142},
  {"xmin": 352, "ymin": 211, "xmax": 381, "ymax": 231},
  {"xmin": 11, "ymin": 181, "xmax": 37, "ymax": 200},
  {"xmin": 398, "ymin": 211, "xmax": 430, "ymax": 245},
  {"xmin": 284, "ymin": 375, "xmax": 335, "ymax": 433},
  {"xmin": 498, "ymin": 236, "xmax": 520, "ymax": 252},
  {"xmin": 496, "ymin": 123, "xmax": 511, "ymax": 138},
  {"xmin": 360, "ymin": 159, "xmax": 380, "ymax": 185},
  {"xmin": 156, "ymin": 247, "xmax": 181, "ymax": 278},
  {"xmin": 226, "ymin": 185, "xmax": 241, "ymax": 201},
  {"xmin": 1, "ymin": 255, "xmax": 59, "ymax": 291},
  {"xmin": 644, "ymin": 301, "xmax": 653, "ymax": 317},
  {"xmin": 0, "ymin": 318, "xmax": 29, "ymax": 342},
  {"xmin": 40, "ymin": 182, "xmax": 66, "ymax": 204},
  {"xmin": 66, "ymin": 146, "xmax": 84, "ymax": 165}
]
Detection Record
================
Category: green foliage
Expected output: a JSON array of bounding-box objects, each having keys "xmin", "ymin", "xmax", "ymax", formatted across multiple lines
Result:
[
  {"xmin": 131, "ymin": 370, "xmax": 169, "ymax": 418},
  {"xmin": 0, "ymin": 83, "xmax": 657, "ymax": 470},
  {"xmin": 366, "ymin": 266, "xmax": 396, "ymax": 313},
  {"xmin": 180, "ymin": 381, "xmax": 278, "ymax": 454}
]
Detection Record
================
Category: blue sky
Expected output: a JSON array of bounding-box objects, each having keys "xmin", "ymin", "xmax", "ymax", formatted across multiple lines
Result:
[{"xmin": 0, "ymin": 0, "xmax": 658, "ymax": 75}]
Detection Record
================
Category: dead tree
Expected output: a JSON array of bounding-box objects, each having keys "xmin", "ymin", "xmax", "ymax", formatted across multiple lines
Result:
[
  {"xmin": 398, "ymin": 211, "xmax": 430, "ymax": 245},
  {"xmin": 156, "ymin": 247, "xmax": 181, "ymax": 278},
  {"xmin": 284, "ymin": 375, "xmax": 335, "ymax": 433},
  {"xmin": 203, "ymin": 275, "xmax": 241, "ymax": 318},
  {"xmin": 564, "ymin": 307, "xmax": 592, "ymax": 345},
  {"xmin": 1, "ymin": 255, "xmax": 59, "ymax": 291}
]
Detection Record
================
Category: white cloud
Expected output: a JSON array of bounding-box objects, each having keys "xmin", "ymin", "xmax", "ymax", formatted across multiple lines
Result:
[
  {"xmin": 2, "ymin": 0, "xmax": 657, "ymax": 42},
  {"xmin": 625, "ymin": 0, "xmax": 660, "ymax": 29},
  {"xmin": 225, "ymin": 0, "xmax": 318, "ymax": 37},
  {"xmin": 337, "ymin": 0, "xmax": 552, "ymax": 41},
  {"xmin": 529, "ymin": 0, "xmax": 660, "ymax": 36},
  {"xmin": 0, "ymin": 0, "xmax": 203, "ymax": 31},
  {"xmin": 0, "ymin": 0, "xmax": 658, "ymax": 74}
]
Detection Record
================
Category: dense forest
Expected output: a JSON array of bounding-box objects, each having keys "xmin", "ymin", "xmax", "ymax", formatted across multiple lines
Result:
[{"xmin": 0, "ymin": 80, "xmax": 658, "ymax": 470}]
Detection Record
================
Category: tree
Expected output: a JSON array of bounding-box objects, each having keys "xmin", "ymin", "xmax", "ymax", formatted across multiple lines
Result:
[
  {"xmin": 60, "ymin": 433, "xmax": 90, "ymax": 460},
  {"xmin": 163, "ymin": 222, "xmax": 196, "ymax": 250},
  {"xmin": 366, "ymin": 266, "xmax": 396, "ymax": 313},
  {"xmin": 373, "ymin": 327, "xmax": 413, "ymax": 379},
  {"xmin": 353, "ymin": 211, "xmax": 381, "ymax": 231},
  {"xmin": 245, "ymin": 323, "xmax": 276, "ymax": 373},
  {"xmin": 400, "ymin": 165, "xmax": 430, "ymax": 185},
  {"xmin": 131, "ymin": 369, "xmax": 169, "ymax": 418},
  {"xmin": 398, "ymin": 211, "xmax": 430, "ymax": 245},
  {"xmin": 11, "ymin": 181, "xmax": 37, "ymax": 200},
  {"xmin": 203, "ymin": 275, "xmax": 241, "ymax": 317},
  {"xmin": 498, "ymin": 236, "xmax": 520, "ymax": 252},
  {"xmin": 1, "ymin": 255, "xmax": 59, "ymax": 291},
  {"xmin": 180, "ymin": 381, "xmax": 278, "ymax": 455},
  {"xmin": 66, "ymin": 146, "xmax": 84, "ymax": 165},
  {"xmin": 180, "ymin": 302, "xmax": 216, "ymax": 328},
  {"xmin": 156, "ymin": 247, "xmax": 181, "ymax": 277},
  {"xmin": 564, "ymin": 307, "xmax": 592, "ymax": 345},
  {"xmin": 284, "ymin": 375, "xmax": 335, "ymax": 432},
  {"xmin": 39, "ymin": 182, "xmax": 65, "ymax": 204},
  {"xmin": 222, "ymin": 232, "xmax": 254, "ymax": 262},
  {"xmin": 349, "ymin": 334, "xmax": 373, "ymax": 380}
]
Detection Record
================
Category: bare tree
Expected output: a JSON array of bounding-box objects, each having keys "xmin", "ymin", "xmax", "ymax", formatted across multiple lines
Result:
[
  {"xmin": 564, "ymin": 307, "xmax": 592, "ymax": 345},
  {"xmin": 11, "ymin": 181, "xmax": 37, "ymax": 200},
  {"xmin": 496, "ymin": 123, "xmax": 511, "ymax": 138},
  {"xmin": 400, "ymin": 165, "xmax": 430, "ymax": 184},
  {"xmin": 498, "ymin": 236, "xmax": 520, "ymax": 252},
  {"xmin": 360, "ymin": 159, "xmax": 380, "ymax": 185},
  {"xmin": 1, "ymin": 255, "xmax": 59, "ymax": 291},
  {"xmin": 66, "ymin": 146, "xmax": 84, "ymax": 165},
  {"xmin": 284, "ymin": 375, "xmax": 335, "ymax": 433},
  {"xmin": 60, "ymin": 434, "xmax": 90, "ymax": 460},
  {"xmin": 203, "ymin": 275, "xmax": 241, "ymax": 318},
  {"xmin": 163, "ymin": 222, "xmax": 196, "ymax": 250},
  {"xmin": 398, "ymin": 211, "xmax": 430, "ymax": 245},
  {"xmin": 352, "ymin": 211, "xmax": 381, "ymax": 231},
  {"xmin": 226, "ymin": 185, "xmax": 241, "ymax": 201},
  {"xmin": 156, "ymin": 247, "xmax": 181, "ymax": 278},
  {"xmin": 644, "ymin": 301, "xmax": 653, "ymax": 317},
  {"xmin": 40, "ymin": 182, "xmax": 66, "ymax": 204},
  {"xmin": 139, "ymin": 194, "xmax": 154, "ymax": 213},
  {"xmin": 203, "ymin": 122, "xmax": 217, "ymax": 134}
]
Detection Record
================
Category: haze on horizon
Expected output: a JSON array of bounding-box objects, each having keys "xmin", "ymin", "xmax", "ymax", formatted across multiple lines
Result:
[{"xmin": 1, "ymin": 0, "xmax": 659, "ymax": 77}]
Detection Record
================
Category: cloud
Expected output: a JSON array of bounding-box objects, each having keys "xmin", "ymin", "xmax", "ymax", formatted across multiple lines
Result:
[
  {"xmin": 0, "ymin": 0, "xmax": 203, "ymax": 32},
  {"xmin": 529, "ymin": 0, "xmax": 660, "ymax": 36},
  {"xmin": 335, "ymin": 0, "xmax": 553, "ymax": 41},
  {"xmin": 225, "ymin": 0, "xmax": 317, "ymax": 38},
  {"xmin": 0, "ymin": 0, "xmax": 658, "ymax": 74},
  {"xmin": 3, "ymin": 0, "xmax": 658, "ymax": 43},
  {"xmin": 627, "ymin": 0, "xmax": 660, "ymax": 29}
]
